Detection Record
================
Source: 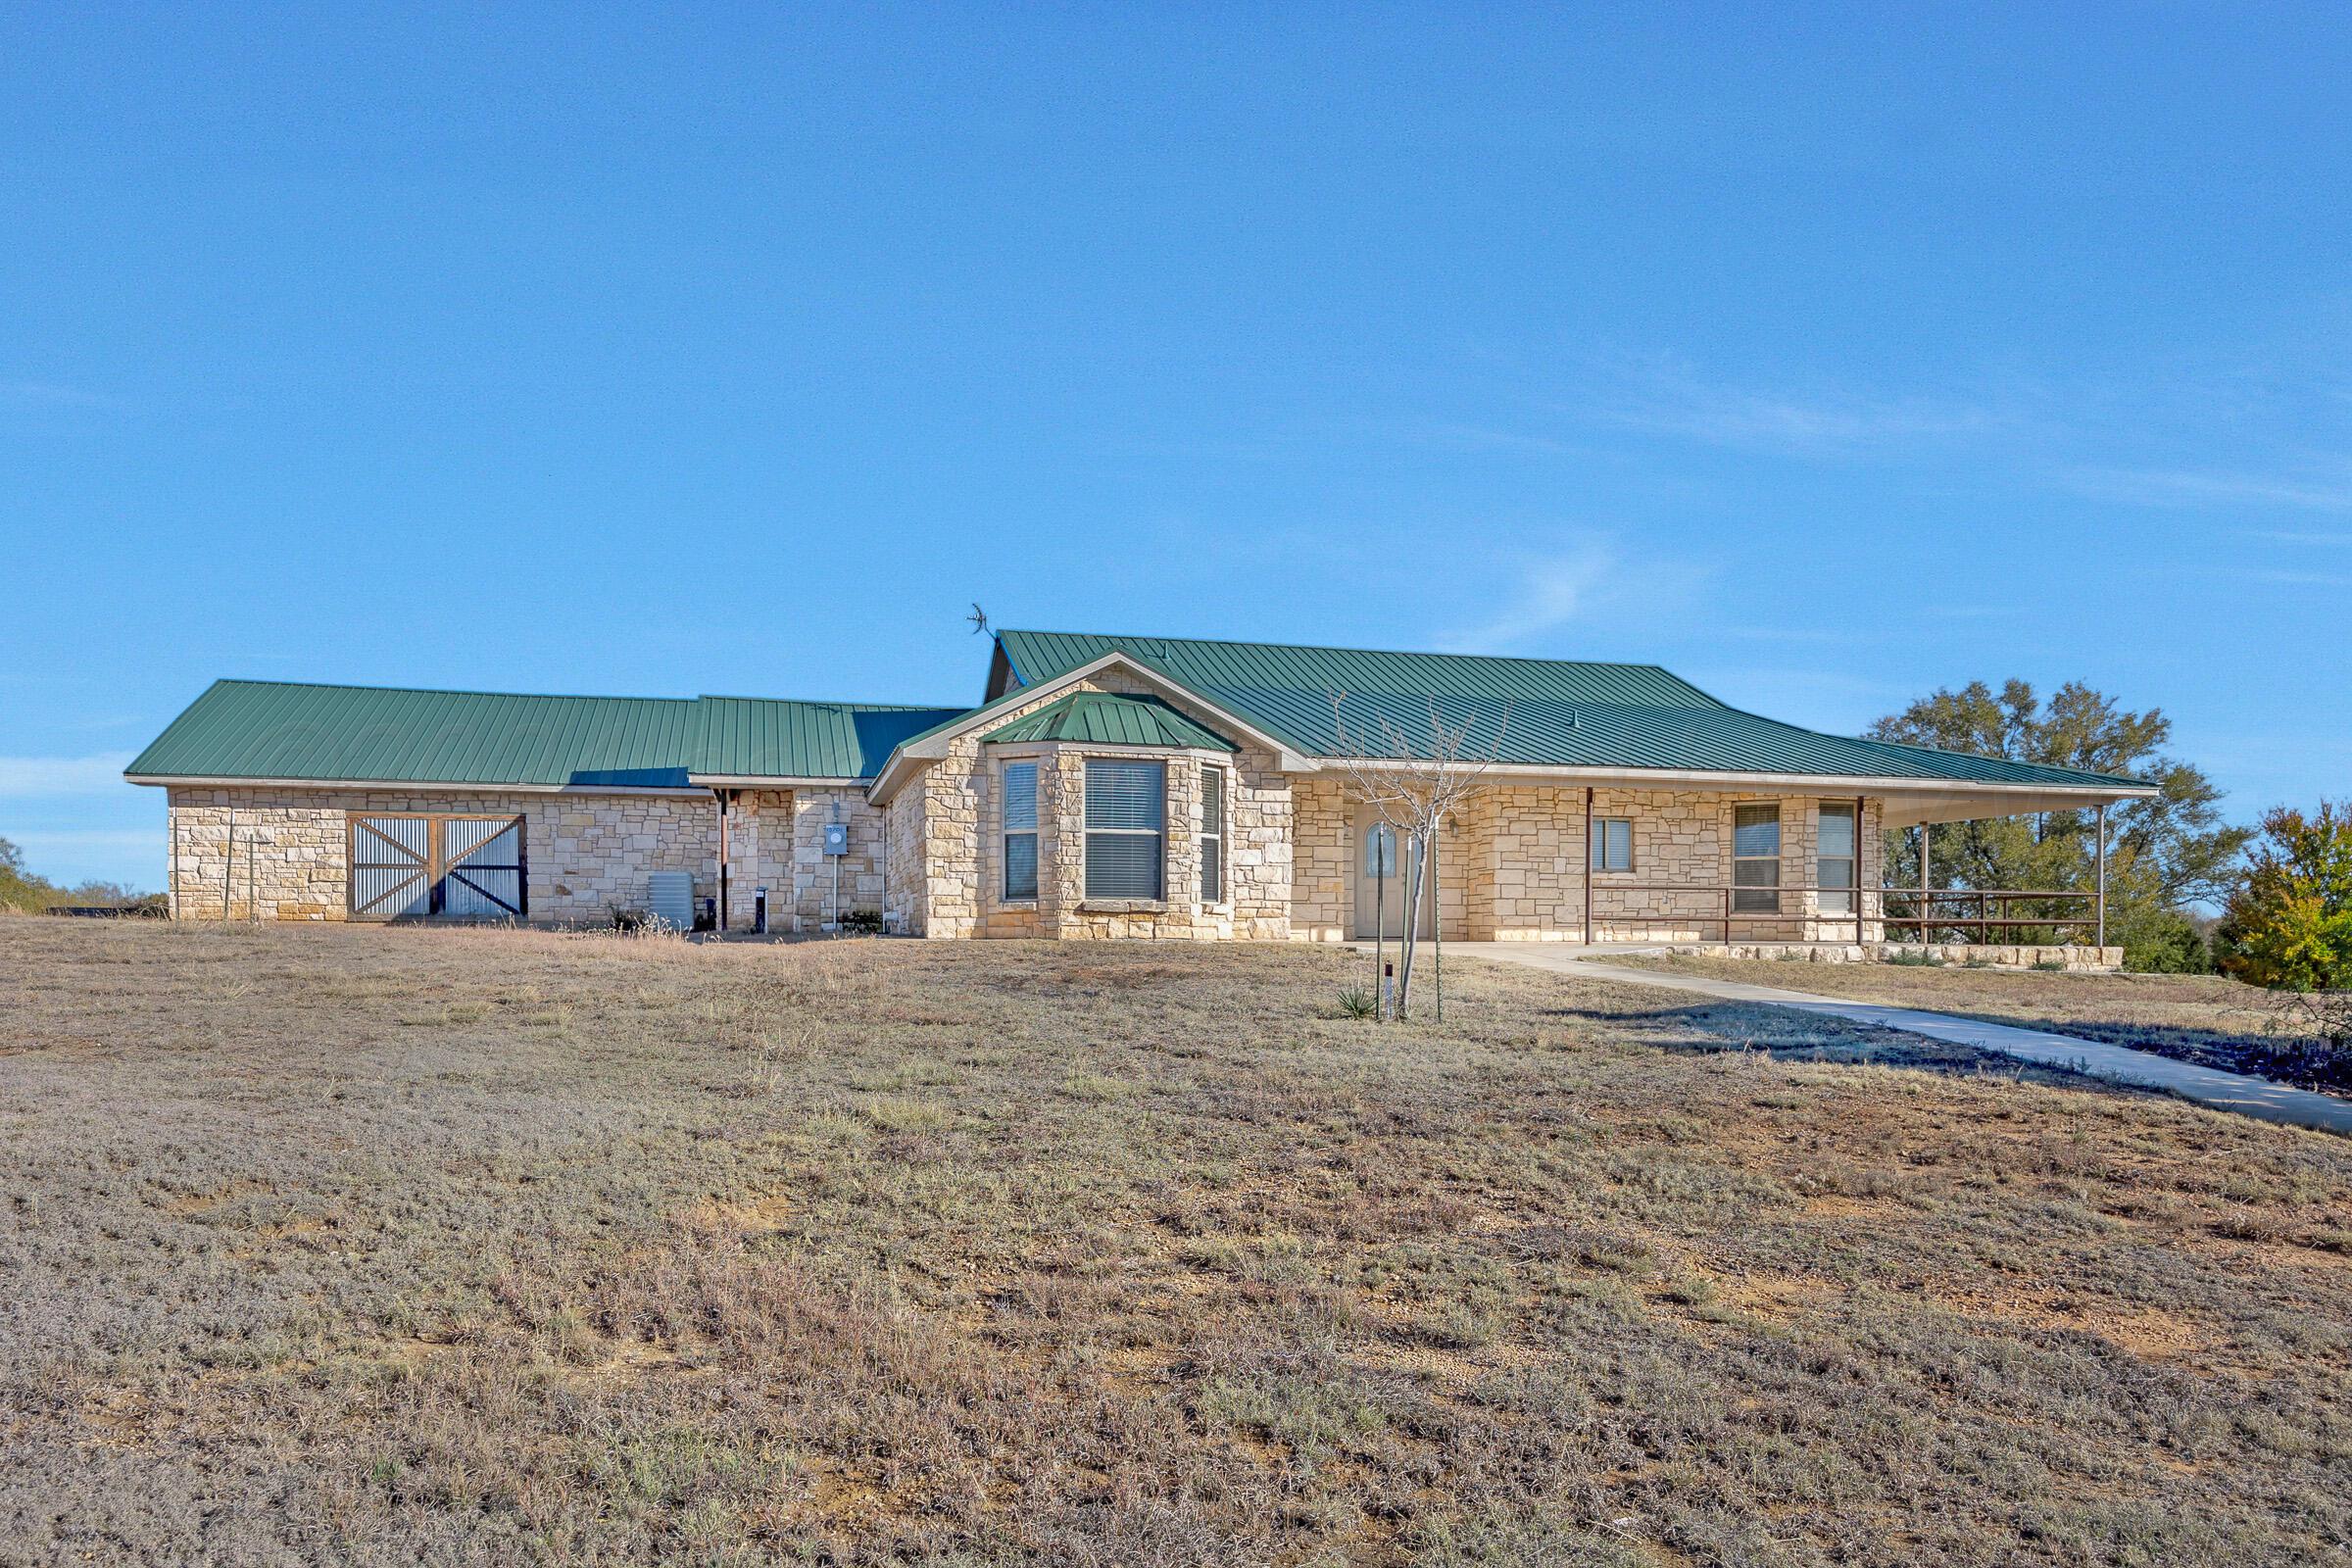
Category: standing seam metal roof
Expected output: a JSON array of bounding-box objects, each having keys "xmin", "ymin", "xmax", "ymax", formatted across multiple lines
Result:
[
  {"xmin": 124, "ymin": 681, "xmax": 969, "ymax": 786},
  {"xmin": 988, "ymin": 630, "xmax": 2147, "ymax": 789},
  {"xmin": 980, "ymin": 692, "xmax": 1239, "ymax": 751}
]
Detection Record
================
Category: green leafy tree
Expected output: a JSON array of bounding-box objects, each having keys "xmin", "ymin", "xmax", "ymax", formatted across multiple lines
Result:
[
  {"xmin": 1868, "ymin": 680, "xmax": 2249, "ymax": 969},
  {"xmin": 2216, "ymin": 803, "xmax": 2352, "ymax": 993}
]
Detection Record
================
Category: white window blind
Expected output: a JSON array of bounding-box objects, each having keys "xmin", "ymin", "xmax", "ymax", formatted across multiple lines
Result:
[
  {"xmin": 1002, "ymin": 761, "xmax": 1038, "ymax": 901},
  {"xmin": 1200, "ymin": 767, "xmax": 1226, "ymax": 904},
  {"xmin": 1733, "ymin": 804, "xmax": 1782, "ymax": 913},
  {"xmin": 1085, "ymin": 759, "xmax": 1164, "ymax": 899},
  {"xmin": 1591, "ymin": 817, "xmax": 1633, "ymax": 872},
  {"xmin": 1817, "ymin": 803, "xmax": 1856, "ymax": 914}
]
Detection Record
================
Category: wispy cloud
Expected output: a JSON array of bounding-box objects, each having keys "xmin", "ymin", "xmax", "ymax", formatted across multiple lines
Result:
[
  {"xmin": 0, "ymin": 752, "xmax": 138, "ymax": 797},
  {"xmin": 1588, "ymin": 360, "xmax": 2014, "ymax": 455},
  {"xmin": 0, "ymin": 379, "xmax": 121, "ymax": 412},
  {"xmin": 2255, "ymin": 528, "xmax": 2352, "ymax": 546},
  {"xmin": 5, "ymin": 828, "xmax": 160, "ymax": 851},
  {"xmin": 1436, "ymin": 536, "xmax": 1710, "ymax": 654},
  {"xmin": 2066, "ymin": 465, "xmax": 2352, "ymax": 513}
]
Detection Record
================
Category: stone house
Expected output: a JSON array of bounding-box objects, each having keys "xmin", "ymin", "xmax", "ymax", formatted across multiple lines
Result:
[{"xmin": 126, "ymin": 629, "xmax": 2150, "ymax": 957}]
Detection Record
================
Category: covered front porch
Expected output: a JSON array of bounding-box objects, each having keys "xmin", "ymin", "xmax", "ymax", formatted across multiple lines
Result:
[{"xmin": 1311, "ymin": 771, "xmax": 2132, "ymax": 968}]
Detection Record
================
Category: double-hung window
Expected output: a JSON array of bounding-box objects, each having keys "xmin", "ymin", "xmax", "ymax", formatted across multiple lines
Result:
[
  {"xmin": 1733, "ymin": 804, "xmax": 1782, "ymax": 913},
  {"xmin": 1200, "ymin": 767, "xmax": 1226, "ymax": 904},
  {"xmin": 1085, "ymin": 759, "xmax": 1165, "ymax": 900},
  {"xmin": 1590, "ymin": 817, "xmax": 1634, "ymax": 872},
  {"xmin": 1001, "ymin": 761, "xmax": 1038, "ymax": 901},
  {"xmin": 1817, "ymin": 803, "xmax": 1857, "ymax": 914}
]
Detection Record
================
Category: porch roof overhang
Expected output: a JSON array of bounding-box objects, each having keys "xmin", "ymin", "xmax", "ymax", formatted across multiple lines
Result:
[{"xmin": 1314, "ymin": 758, "xmax": 2155, "ymax": 825}]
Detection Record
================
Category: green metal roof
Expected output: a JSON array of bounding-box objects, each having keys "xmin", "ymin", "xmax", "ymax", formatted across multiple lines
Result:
[
  {"xmin": 125, "ymin": 680, "xmax": 967, "ymax": 787},
  {"xmin": 988, "ymin": 629, "xmax": 2147, "ymax": 790},
  {"xmin": 980, "ymin": 692, "xmax": 1238, "ymax": 751},
  {"xmin": 693, "ymin": 696, "xmax": 972, "ymax": 778}
]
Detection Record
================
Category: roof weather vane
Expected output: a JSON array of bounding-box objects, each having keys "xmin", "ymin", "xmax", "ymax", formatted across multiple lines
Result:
[{"xmin": 967, "ymin": 603, "xmax": 991, "ymax": 637}]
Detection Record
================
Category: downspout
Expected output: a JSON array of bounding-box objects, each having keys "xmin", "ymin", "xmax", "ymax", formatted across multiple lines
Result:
[
  {"xmin": 169, "ymin": 791, "xmax": 180, "ymax": 920},
  {"xmin": 714, "ymin": 788, "xmax": 731, "ymax": 933},
  {"xmin": 1582, "ymin": 787, "xmax": 1593, "ymax": 945}
]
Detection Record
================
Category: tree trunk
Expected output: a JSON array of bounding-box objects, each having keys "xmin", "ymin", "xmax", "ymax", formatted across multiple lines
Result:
[
  {"xmin": 1373, "ymin": 836, "xmax": 1387, "ymax": 1022},
  {"xmin": 1420, "ymin": 822, "xmax": 1439, "ymax": 1029},
  {"xmin": 1395, "ymin": 834, "xmax": 1417, "ymax": 1017},
  {"xmin": 1396, "ymin": 827, "xmax": 1436, "ymax": 1018}
]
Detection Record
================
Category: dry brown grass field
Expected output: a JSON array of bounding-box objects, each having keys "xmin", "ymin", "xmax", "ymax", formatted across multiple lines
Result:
[
  {"xmin": 3, "ymin": 920, "xmax": 2350, "ymax": 1567},
  {"xmin": 1620, "ymin": 955, "xmax": 2350, "ymax": 1096}
]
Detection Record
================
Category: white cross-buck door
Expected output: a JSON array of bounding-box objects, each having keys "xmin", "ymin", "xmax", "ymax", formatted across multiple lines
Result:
[{"xmin": 348, "ymin": 813, "xmax": 526, "ymax": 920}]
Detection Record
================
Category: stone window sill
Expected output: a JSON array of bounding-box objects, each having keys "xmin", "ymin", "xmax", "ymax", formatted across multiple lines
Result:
[{"xmin": 1078, "ymin": 899, "xmax": 1169, "ymax": 913}]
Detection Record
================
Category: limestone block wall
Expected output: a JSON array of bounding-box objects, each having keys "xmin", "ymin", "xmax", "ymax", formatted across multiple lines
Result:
[
  {"xmin": 1458, "ymin": 786, "xmax": 1885, "ymax": 942},
  {"xmin": 165, "ymin": 786, "xmax": 720, "ymax": 924},
  {"xmin": 897, "ymin": 668, "xmax": 1294, "ymax": 940},
  {"xmin": 716, "ymin": 790, "xmax": 792, "ymax": 930},
  {"xmin": 1289, "ymin": 776, "xmax": 1474, "ymax": 943},
  {"xmin": 881, "ymin": 775, "xmax": 933, "ymax": 936},
  {"xmin": 786, "ymin": 786, "xmax": 887, "ymax": 931}
]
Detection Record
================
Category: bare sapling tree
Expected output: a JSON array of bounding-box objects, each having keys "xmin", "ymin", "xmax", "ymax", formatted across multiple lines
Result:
[{"xmin": 1328, "ymin": 693, "xmax": 1506, "ymax": 1020}]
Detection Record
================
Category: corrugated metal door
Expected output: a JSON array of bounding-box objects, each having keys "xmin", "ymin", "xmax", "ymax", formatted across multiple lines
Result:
[
  {"xmin": 352, "ymin": 817, "xmax": 433, "ymax": 918},
  {"xmin": 441, "ymin": 817, "xmax": 525, "ymax": 918},
  {"xmin": 348, "ymin": 813, "xmax": 526, "ymax": 920}
]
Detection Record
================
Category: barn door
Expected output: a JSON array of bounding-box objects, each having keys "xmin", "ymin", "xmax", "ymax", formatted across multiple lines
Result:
[
  {"xmin": 351, "ymin": 816, "xmax": 433, "ymax": 919},
  {"xmin": 441, "ymin": 816, "xmax": 525, "ymax": 918},
  {"xmin": 348, "ymin": 813, "xmax": 526, "ymax": 920}
]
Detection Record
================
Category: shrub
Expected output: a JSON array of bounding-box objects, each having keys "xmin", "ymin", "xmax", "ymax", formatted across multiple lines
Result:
[
  {"xmin": 1336, "ymin": 984, "xmax": 1378, "ymax": 1019},
  {"xmin": 2120, "ymin": 906, "xmax": 2215, "ymax": 973},
  {"xmin": 2217, "ymin": 802, "xmax": 2352, "ymax": 993}
]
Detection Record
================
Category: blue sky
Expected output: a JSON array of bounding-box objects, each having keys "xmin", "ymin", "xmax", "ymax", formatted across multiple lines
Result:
[{"xmin": 5, "ymin": 5, "xmax": 2348, "ymax": 890}]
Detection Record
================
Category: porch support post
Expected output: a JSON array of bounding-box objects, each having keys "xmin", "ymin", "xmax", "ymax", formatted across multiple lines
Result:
[
  {"xmin": 1919, "ymin": 819, "xmax": 1930, "ymax": 947},
  {"xmin": 2094, "ymin": 803, "xmax": 2107, "ymax": 951},
  {"xmin": 1855, "ymin": 793, "xmax": 1866, "ymax": 943},
  {"xmin": 1582, "ymin": 786, "xmax": 1593, "ymax": 945}
]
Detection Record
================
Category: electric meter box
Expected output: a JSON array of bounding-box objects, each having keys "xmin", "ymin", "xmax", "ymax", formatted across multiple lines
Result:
[{"xmin": 822, "ymin": 822, "xmax": 849, "ymax": 857}]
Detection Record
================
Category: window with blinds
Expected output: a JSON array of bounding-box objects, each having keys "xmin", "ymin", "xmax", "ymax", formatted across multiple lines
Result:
[
  {"xmin": 1817, "ymin": 802, "xmax": 1856, "ymax": 914},
  {"xmin": 1002, "ymin": 760, "xmax": 1038, "ymax": 901},
  {"xmin": 1200, "ymin": 767, "xmax": 1226, "ymax": 903},
  {"xmin": 1085, "ymin": 759, "xmax": 1165, "ymax": 900},
  {"xmin": 1590, "ymin": 817, "xmax": 1634, "ymax": 872},
  {"xmin": 1733, "ymin": 804, "xmax": 1782, "ymax": 913}
]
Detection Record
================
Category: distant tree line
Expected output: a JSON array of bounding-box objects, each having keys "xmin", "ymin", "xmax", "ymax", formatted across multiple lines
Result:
[
  {"xmin": 1868, "ymin": 679, "xmax": 2247, "ymax": 973},
  {"xmin": 1869, "ymin": 680, "xmax": 2349, "ymax": 1020},
  {"xmin": 0, "ymin": 835, "xmax": 159, "ymax": 914}
]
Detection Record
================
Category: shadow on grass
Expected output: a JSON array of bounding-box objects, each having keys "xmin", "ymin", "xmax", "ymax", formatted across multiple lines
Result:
[
  {"xmin": 1553, "ymin": 1000, "xmax": 2106, "ymax": 1092},
  {"xmin": 1912, "ymin": 1008, "xmax": 2350, "ymax": 1098}
]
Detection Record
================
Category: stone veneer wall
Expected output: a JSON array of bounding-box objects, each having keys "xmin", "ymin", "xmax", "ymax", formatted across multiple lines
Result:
[
  {"xmin": 895, "ymin": 669, "xmax": 1294, "ymax": 940},
  {"xmin": 1460, "ymin": 786, "xmax": 1884, "ymax": 943},
  {"xmin": 1296, "ymin": 784, "xmax": 1883, "ymax": 944},
  {"xmin": 165, "ymin": 786, "xmax": 722, "ymax": 924},
  {"xmin": 1289, "ymin": 775, "xmax": 1469, "ymax": 942},
  {"xmin": 784, "ymin": 786, "xmax": 886, "ymax": 931}
]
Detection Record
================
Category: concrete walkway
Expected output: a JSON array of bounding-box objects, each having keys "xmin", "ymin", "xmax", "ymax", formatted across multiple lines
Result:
[{"xmin": 1436, "ymin": 942, "xmax": 2352, "ymax": 1137}]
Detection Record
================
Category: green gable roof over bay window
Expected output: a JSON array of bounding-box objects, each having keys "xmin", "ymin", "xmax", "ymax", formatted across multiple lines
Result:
[{"xmin": 981, "ymin": 692, "xmax": 1238, "ymax": 752}]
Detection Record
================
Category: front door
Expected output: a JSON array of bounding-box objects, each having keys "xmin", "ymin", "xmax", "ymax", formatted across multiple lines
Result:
[{"xmin": 1351, "ymin": 807, "xmax": 1433, "ymax": 939}]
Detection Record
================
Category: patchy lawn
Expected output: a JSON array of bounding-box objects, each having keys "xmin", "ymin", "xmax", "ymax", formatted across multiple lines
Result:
[
  {"xmin": 1617, "ymin": 955, "xmax": 2350, "ymax": 1098},
  {"xmin": 3, "ymin": 921, "xmax": 2350, "ymax": 1567}
]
